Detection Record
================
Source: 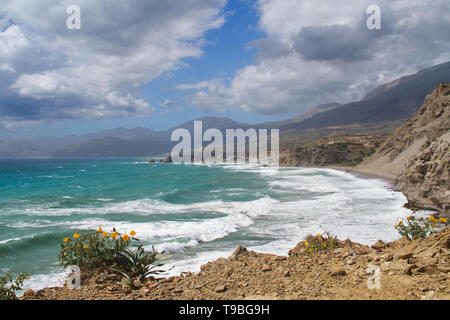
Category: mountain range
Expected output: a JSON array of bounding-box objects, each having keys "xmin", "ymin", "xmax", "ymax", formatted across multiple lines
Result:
[{"xmin": 1, "ymin": 61, "xmax": 450, "ymax": 159}]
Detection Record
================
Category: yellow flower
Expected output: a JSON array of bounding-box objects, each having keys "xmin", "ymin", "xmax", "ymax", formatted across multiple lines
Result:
[
  {"xmin": 130, "ymin": 230, "xmax": 136, "ymax": 236},
  {"xmin": 433, "ymin": 219, "xmax": 439, "ymax": 224},
  {"xmin": 122, "ymin": 234, "xmax": 130, "ymax": 241},
  {"xmin": 63, "ymin": 237, "xmax": 69, "ymax": 243},
  {"xmin": 317, "ymin": 233, "xmax": 322, "ymax": 238},
  {"xmin": 308, "ymin": 248, "xmax": 312, "ymax": 253},
  {"xmin": 111, "ymin": 232, "xmax": 118, "ymax": 239},
  {"xmin": 429, "ymin": 215, "xmax": 435, "ymax": 221},
  {"xmin": 73, "ymin": 233, "xmax": 80, "ymax": 239},
  {"xmin": 406, "ymin": 216, "xmax": 411, "ymax": 221},
  {"xmin": 102, "ymin": 232, "xmax": 109, "ymax": 237},
  {"xmin": 97, "ymin": 225, "xmax": 103, "ymax": 233},
  {"xmin": 398, "ymin": 220, "xmax": 403, "ymax": 225},
  {"xmin": 394, "ymin": 225, "xmax": 398, "ymax": 229},
  {"xmin": 321, "ymin": 242, "xmax": 326, "ymax": 247},
  {"xmin": 304, "ymin": 241, "xmax": 309, "ymax": 246},
  {"xmin": 440, "ymin": 217, "xmax": 447, "ymax": 223},
  {"xmin": 83, "ymin": 245, "xmax": 88, "ymax": 249}
]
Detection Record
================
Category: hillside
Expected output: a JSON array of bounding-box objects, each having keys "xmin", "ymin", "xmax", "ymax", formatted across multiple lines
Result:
[
  {"xmin": 281, "ymin": 61, "xmax": 450, "ymax": 132},
  {"xmin": 259, "ymin": 103, "xmax": 341, "ymax": 128},
  {"xmin": 358, "ymin": 83, "xmax": 450, "ymax": 214},
  {"xmin": 279, "ymin": 135, "xmax": 385, "ymax": 167}
]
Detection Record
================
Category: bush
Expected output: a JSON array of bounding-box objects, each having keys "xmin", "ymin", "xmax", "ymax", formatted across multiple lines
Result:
[
  {"xmin": 58, "ymin": 226, "xmax": 171, "ymax": 287},
  {"xmin": 0, "ymin": 270, "xmax": 30, "ymax": 300},
  {"xmin": 109, "ymin": 244, "xmax": 171, "ymax": 288},
  {"xmin": 302, "ymin": 233, "xmax": 339, "ymax": 254},
  {"xmin": 58, "ymin": 226, "xmax": 137, "ymax": 270},
  {"xmin": 395, "ymin": 215, "xmax": 448, "ymax": 240}
]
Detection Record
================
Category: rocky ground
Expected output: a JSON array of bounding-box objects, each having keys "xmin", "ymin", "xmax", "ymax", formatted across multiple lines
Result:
[{"xmin": 23, "ymin": 228, "xmax": 449, "ymax": 300}]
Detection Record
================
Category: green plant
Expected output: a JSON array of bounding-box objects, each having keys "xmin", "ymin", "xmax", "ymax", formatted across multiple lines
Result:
[
  {"xmin": 395, "ymin": 215, "xmax": 448, "ymax": 240},
  {"xmin": 109, "ymin": 244, "xmax": 171, "ymax": 288},
  {"xmin": 303, "ymin": 232, "xmax": 339, "ymax": 254},
  {"xmin": 0, "ymin": 270, "xmax": 30, "ymax": 300},
  {"xmin": 58, "ymin": 226, "xmax": 137, "ymax": 270}
]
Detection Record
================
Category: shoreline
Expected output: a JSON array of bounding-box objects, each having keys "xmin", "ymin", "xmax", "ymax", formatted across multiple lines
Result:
[
  {"xmin": 19, "ymin": 164, "xmax": 423, "ymax": 298},
  {"xmin": 23, "ymin": 228, "xmax": 450, "ymax": 300},
  {"xmin": 321, "ymin": 165, "xmax": 396, "ymax": 186}
]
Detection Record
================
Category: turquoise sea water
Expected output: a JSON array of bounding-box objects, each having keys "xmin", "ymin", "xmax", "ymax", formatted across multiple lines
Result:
[{"xmin": 0, "ymin": 159, "xmax": 417, "ymax": 290}]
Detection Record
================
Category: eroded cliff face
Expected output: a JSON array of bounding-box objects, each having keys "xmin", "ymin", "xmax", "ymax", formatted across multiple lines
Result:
[
  {"xmin": 359, "ymin": 83, "xmax": 450, "ymax": 214},
  {"xmin": 398, "ymin": 132, "xmax": 449, "ymax": 213}
]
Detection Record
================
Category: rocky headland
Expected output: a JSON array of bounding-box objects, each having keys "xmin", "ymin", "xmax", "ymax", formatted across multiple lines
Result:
[{"xmin": 358, "ymin": 83, "xmax": 450, "ymax": 216}]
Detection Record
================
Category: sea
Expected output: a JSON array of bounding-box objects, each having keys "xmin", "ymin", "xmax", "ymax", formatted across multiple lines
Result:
[{"xmin": 0, "ymin": 158, "xmax": 420, "ymax": 291}]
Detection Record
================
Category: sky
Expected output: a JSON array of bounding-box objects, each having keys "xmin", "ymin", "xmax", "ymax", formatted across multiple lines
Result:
[{"xmin": 0, "ymin": 0, "xmax": 449, "ymax": 137}]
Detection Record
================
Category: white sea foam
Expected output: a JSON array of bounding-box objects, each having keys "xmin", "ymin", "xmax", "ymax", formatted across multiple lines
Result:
[{"xmin": 3, "ymin": 165, "xmax": 430, "ymax": 293}]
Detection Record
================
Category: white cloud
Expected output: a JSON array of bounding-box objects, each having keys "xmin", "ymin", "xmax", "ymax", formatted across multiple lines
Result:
[
  {"xmin": 185, "ymin": 0, "xmax": 450, "ymax": 114},
  {"xmin": 0, "ymin": 24, "xmax": 29, "ymax": 59},
  {"xmin": 0, "ymin": 0, "xmax": 226, "ymax": 127}
]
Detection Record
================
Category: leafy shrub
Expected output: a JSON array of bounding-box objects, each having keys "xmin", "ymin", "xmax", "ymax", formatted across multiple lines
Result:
[
  {"xmin": 0, "ymin": 270, "xmax": 30, "ymax": 300},
  {"xmin": 302, "ymin": 233, "xmax": 339, "ymax": 254},
  {"xmin": 58, "ymin": 226, "xmax": 137, "ymax": 270},
  {"xmin": 395, "ymin": 215, "xmax": 448, "ymax": 240},
  {"xmin": 109, "ymin": 244, "xmax": 171, "ymax": 288}
]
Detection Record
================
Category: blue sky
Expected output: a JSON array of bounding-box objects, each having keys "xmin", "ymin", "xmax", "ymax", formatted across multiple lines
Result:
[{"xmin": 1, "ymin": 0, "xmax": 449, "ymax": 137}]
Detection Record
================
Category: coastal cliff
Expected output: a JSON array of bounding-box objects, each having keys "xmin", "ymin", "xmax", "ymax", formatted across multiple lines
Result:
[{"xmin": 358, "ymin": 83, "xmax": 450, "ymax": 215}]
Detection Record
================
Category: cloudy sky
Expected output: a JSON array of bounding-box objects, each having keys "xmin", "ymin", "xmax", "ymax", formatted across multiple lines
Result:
[{"xmin": 1, "ymin": 0, "xmax": 449, "ymax": 137}]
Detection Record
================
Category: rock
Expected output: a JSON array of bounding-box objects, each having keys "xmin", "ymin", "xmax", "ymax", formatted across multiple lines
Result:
[
  {"xmin": 383, "ymin": 253, "xmax": 394, "ymax": 261},
  {"xmin": 133, "ymin": 279, "xmax": 142, "ymax": 288},
  {"xmin": 23, "ymin": 289, "xmax": 34, "ymax": 297},
  {"xmin": 173, "ymin": 289, "xmax": 184, "ymax": 294},
  {"xmin": 147, "ymin": 282, "xmax": 158, "ymax": 289},
  {"xmin": 261, "ymin": 265, "xmax": 272, "ymax": 272},
  {"xmin": 371, "ymin": 240, "xmax": 386, "ymax": 250},
  {"xmin": 138, "ymin": 288, "xmax": 150, "ymax": 295},
  {"xmin": 396, "ymin": 251, "xmax": 414, "ymax": 260},
  {"xmin": 215, "ymin": 285, "xmax": 227, "ymax": 293},
  {"xmin": 403, "ymin": 264, "xmax": 417, "ymax": 275},
  {"xmin": 231, "ymin": 246, "xmax": 248, "ymax": 260},
  {"xmin": 330, "ymin": 268, "xmax": 347, "ymax": 277},
  {"xmin": 413, "ymin": 264, "xmax": 438, "ymax": 275},
  {"xmin": 437, "ymin": 266, "xmax": 450, "ymax": 273}
]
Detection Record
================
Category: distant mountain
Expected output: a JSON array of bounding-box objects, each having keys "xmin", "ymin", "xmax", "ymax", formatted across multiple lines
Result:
[
  {"xmin": 0, "ymin": 127, "xmax": 157, "ymax": 158},
  {"xmin": 281, "ymin": 61, "xmax": 450, "ymax": 131},
  {"xmin": 50, "ymin": 117, "xmax": 251, "ymax": 158},
  {"xmin": 2, "ymin": 61, "xmax": 450, "ymax": 159},
  {"xmin": 259, "ymin": 103, "xmax": 341, "ymax": 128}
]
